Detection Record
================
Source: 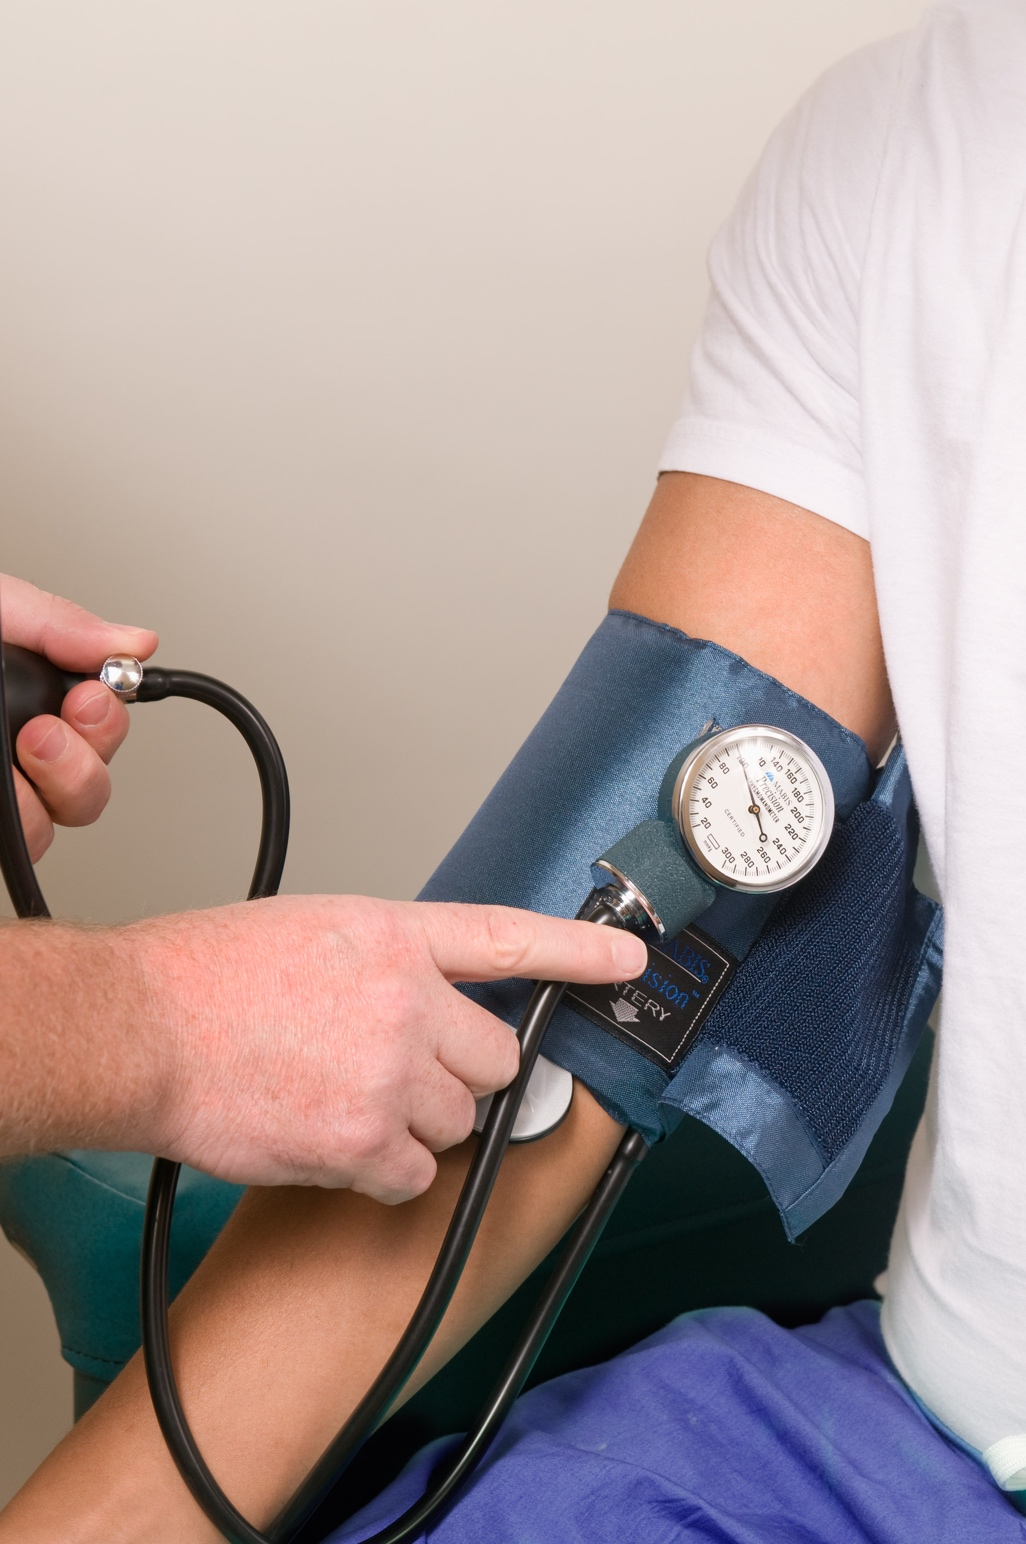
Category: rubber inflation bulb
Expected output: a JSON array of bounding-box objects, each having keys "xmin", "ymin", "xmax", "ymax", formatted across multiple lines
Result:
[{"xmin": 1, "ymin": 645, "xmax": 85, "ymax": 747}]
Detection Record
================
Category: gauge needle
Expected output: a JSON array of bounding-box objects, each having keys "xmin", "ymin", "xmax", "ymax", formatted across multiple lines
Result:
[{"xmin": 738, "ymin": 755, "xmax": 769, "ymax": 843}]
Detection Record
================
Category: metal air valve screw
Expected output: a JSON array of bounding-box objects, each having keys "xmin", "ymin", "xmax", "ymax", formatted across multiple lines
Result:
[{"xmin": 99, "ymin": 655, "xmax": 144, "ymax": 702}]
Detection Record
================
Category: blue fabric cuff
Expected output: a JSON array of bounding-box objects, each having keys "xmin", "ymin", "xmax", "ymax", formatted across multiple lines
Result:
[{"xmin": 421, "ymin": 610, "xmax": 941, "ymax": 1232}]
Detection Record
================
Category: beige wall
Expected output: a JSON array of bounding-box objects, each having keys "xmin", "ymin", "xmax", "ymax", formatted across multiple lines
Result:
[{"xmin": 0, "ymin": 0, "xmax": 925, "ymax": 1507}]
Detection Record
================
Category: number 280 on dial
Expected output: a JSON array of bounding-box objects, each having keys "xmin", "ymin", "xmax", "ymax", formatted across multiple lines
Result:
[{"xmin": 670, "ymin": 724, "xmax": 835, "ymax": 894}]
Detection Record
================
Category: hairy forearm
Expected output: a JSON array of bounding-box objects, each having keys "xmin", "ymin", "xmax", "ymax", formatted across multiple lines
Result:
[
  {"xmin": 0, "ymin": 920, "xmax": 166, "ymax": 1156},
  {"xmin": 0, "ymin": 1086, "xmax": 623, "ymax": 1541}
]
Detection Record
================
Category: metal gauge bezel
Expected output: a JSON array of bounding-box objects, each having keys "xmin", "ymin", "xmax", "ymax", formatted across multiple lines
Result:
[{"xmin": 672, "ymin": 723, "xmax": 835, "ymax": 894}]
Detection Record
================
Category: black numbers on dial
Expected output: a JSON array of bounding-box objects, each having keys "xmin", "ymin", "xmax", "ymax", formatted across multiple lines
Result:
[{"xmin": 687, "ymin": 735, "xmax": 820, "ymax": 887}]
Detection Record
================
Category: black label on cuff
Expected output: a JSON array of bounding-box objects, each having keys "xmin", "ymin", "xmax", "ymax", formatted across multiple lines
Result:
[{"xmin": 564, "ymin": 924, "xmax": 736, "ymax": 1074}]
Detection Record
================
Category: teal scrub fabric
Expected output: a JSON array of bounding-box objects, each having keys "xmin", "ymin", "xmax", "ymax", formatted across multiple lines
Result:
[{"xmin": 0, "ymin": 1150, "xmax": 241, "ymax": 1380}]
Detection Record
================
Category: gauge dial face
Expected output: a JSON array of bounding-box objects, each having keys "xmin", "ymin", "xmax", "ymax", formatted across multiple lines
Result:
[{"xmin": 673, "ymin": 725, "xmax": 835, "ymax": 894}]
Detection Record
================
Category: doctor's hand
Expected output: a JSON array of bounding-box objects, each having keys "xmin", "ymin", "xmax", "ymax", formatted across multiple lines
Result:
[
  {"xmin": 1, "ymin": 573, "xmax": 158, "ymax": 860},
  {"xmin": 132, "ymin": 895, "xmax": 646, "ymax": 1202}
]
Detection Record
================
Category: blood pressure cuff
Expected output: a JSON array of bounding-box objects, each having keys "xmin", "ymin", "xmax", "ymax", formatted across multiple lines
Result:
[{"xmin": 420, "ymin": 609, "xmax": 943, "ymax": 1238}]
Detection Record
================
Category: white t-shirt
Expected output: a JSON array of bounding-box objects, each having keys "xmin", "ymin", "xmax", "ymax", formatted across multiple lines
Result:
[{"xmin": 661, "ymin": 0, "xmax": 1026, "ymax": 1489}]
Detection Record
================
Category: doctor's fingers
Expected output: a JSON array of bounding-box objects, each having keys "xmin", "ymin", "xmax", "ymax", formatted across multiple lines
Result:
[
  {"xmin": 61, "ymin": 679, "xmax": 133, "ymax": 764},
  {"xmin": 343, "ymin": 1125, "xmax": 439, "ymax": 1205},
  {"xmin": 415, "ymin": 902, "xmax": 648, "ymax": 987},
  {"xmin": 319, "ymin": 1064, "xmax": 473, "ymax": 1197},
  {"xmin": 406, "ymin": 1060, "xmax": 480, "ymax": 1154},
  {"xmin": 430, "ymin": 987, "xmax": 520, "ymax": 1098},
  {"xmin": 0, "ymin": 573, "xmax": 157, "ymax": 672},
  {"xmin": 16, "ymin": 715, "xmax": 112, "ymax": 830}
]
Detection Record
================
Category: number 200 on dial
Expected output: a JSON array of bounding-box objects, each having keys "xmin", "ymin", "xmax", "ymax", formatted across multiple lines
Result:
[{"xmin": 671, "ymin": 724, "xmax": 835, "ymax": 894}]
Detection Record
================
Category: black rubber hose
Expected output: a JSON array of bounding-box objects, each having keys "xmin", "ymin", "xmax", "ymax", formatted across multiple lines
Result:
[
  {"xmin": 0, "ymin": 628, "xmax": 51, "ymax": 918},
  {"xmin": 0, "ymin": 654, "xmax": 288, "ymax": 938},
  {"xmin": 138, "ymin": 670, "xmax": 291, "ymax": 1544},
  {"xmin": 136, "ymin": 669, "xmax": 290, "ymax": 902},
  {"xmin": 349, "ymin": 1126, "xmax": 649, "ymax": 1544}
]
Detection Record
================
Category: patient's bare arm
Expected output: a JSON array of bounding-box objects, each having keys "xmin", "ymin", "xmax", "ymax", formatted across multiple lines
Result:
[
  {"xmin": 612, "ymin": 474, "xmax": 896, "ymax": 762},
  {"xmin": 0, "ymin": 475, "xmax": 896, "ymax": 1542}
]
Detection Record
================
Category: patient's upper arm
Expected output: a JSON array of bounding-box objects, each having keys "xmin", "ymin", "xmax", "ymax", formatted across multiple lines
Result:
[{"xmin": 611, "ymin": 472, "xmax": 895, "ymax": 762}]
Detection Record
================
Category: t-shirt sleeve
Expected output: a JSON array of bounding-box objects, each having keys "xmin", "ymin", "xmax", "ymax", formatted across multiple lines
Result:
[{"xmin": 660, "ymin": 36, "xmax": 908, "ymax": 541}]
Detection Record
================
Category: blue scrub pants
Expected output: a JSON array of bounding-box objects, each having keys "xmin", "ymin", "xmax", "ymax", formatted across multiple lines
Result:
[{"xmin": 332, "ymin": 1302, "xmax": 1026, "ymax": 1544}]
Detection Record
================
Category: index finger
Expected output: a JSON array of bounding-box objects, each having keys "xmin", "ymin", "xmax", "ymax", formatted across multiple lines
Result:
[
  {"xmin": 0, "ymin": 574, "xmax": 158, "ymax": 672},
  {"xmin": 412, "ymin": 901, "xmax": 647, "ymax": 984}
]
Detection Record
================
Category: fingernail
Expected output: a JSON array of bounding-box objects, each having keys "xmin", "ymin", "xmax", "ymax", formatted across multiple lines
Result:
[
  {"xmin": 30, "ymin": 721, "xmax": 69, "ymax": 763},
  {"xmin": 73, "ymin": 688, "xmax": 113, "ymax": 727},
  {"xmin": 613, "ymin": 936, "xmax": 647, "ymax": 978}
]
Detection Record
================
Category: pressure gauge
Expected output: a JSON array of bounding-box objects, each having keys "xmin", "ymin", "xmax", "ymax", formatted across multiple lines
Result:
[{"xmin": 671, "ymin": 724, "xmax": 834, "ymax": 894}]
